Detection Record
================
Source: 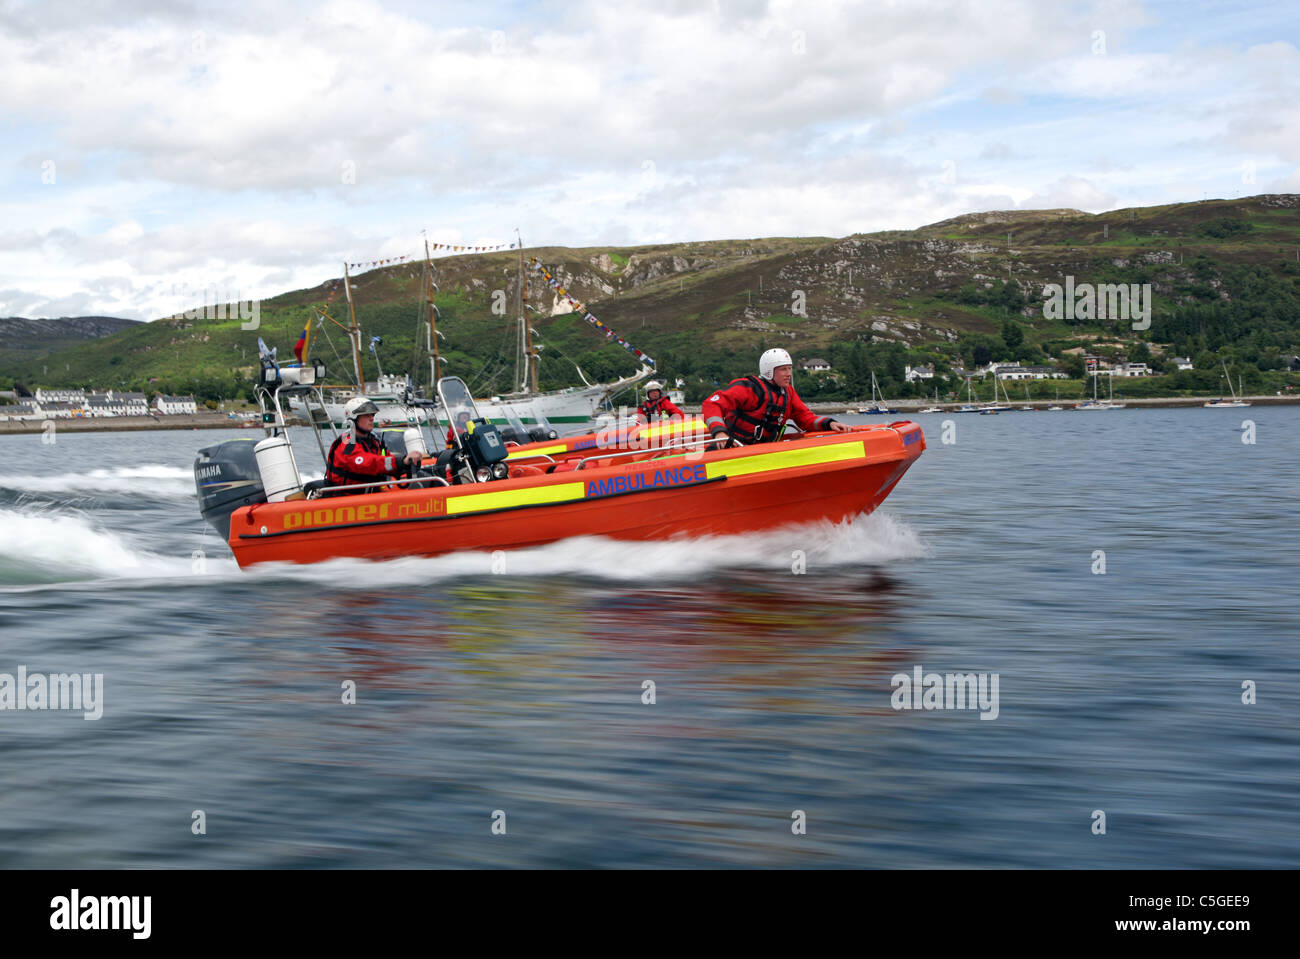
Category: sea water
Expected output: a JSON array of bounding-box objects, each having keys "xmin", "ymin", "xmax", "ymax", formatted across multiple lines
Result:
[{"xmin": 0, "ymin": 408, "xmax": 1296, "ymax": 867}]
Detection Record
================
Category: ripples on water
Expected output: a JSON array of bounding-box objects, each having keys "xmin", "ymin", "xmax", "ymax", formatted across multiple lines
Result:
[{"xmin": 0, "ymin": 410, "xmax": 1297, "ymax": 868}]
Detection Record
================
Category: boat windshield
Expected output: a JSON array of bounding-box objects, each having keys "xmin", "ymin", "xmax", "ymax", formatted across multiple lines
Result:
[
  {"xmin": 527, "ymin": 403, "xmax": 556, "ymax": 435},
  {"xmin": 498, "ymin": 403, "xmax": 529, "ymax": 439},
  {"xmin": 438, "ymin": 377, "xmax": 482, "ymax": 449}
]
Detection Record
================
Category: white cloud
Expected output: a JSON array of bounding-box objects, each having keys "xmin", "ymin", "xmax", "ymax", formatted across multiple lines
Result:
[
  {"xmin": 1020, "ymin": 175, "xmax": 1117, "ymax": 211},
  {"xmin": 0, "ymin": 0, "xmax": 1295, "ymax": 319}
]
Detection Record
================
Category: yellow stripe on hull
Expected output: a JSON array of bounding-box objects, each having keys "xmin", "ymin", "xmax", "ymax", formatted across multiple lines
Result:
[
  {"xmin": 704, "ymin": 440, "xmax": 865, "ymax": 480},
  {"xmin": 507, "ymin": 443, "xmax": 569, "ymax": 459},
  {"xmin": 445, "ymin": 481, "xmax": 586, "ymax": 515}
]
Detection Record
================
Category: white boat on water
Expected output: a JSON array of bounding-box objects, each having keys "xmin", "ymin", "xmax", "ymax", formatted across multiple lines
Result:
[
  {"xmin": 303, "ymin": 370, "xmax": 649, "ymax": 429},
  {"xmin": 918, "ymin": 387, "xmax": 943, "ymax": 413},
  {"xmin": 979, "ymin": 377, "xmax": 1011, "ymax": 414},
  {"xmin": 858, "ymin": 371, "xmax": 900, "ymax": 414},
  {"xmin": 1204, "ymin": 362, "xmax": 1251, "ymax": 408},
  {"xmin": 955, "ymin": 377, "xmax": 979, "ymax": 412},
  {"xmin": 1074, "ymin": 370, "xmax": 1125, "ymax": 410}
]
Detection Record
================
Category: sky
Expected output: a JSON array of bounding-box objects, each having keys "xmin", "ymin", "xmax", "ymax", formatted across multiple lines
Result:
[{"xmin": 1, "ymin": 0, "xmax": 1297, "ymax": 321}]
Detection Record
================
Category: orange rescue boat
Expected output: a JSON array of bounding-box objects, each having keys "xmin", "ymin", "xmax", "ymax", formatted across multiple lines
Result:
[{"xmin": 195, "ymin": 370, "xmax": 925, "ymax": 568}]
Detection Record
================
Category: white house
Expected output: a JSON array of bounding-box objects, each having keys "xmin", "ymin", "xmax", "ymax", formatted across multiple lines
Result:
[
  {"xmin": 0, "ymin": 402, "xmax": 42, "ymax": 421},
  {"xmin": 34, "ymin": 387, "xmax": 86, "ymax": 404},
  {"xmin": 109, "ymin": 391, "xmax": 149, "ymax": 415},
  {"xmin": 991, "ymin": 364, "xmax": 1034, "ymax": 380},
  {"xmin": 154, "ymin": 394, "xmax": 198, "ymax": 415},
  {"xmin": 799, "ymin": 358, "xmax": 832, "ymax": 372},
  {"xmin": 84, "ymin": 398, "xmax": 116, "ymax": 417},
  {"xmin": 1113, "ymin": 362, "xmax": 1152, "ymax": 377},
  {"xmin": 905, "ymin": 363, "xmax": 935, "ymax": 382},
  {"xmin": 35, "ymin": 401, "xmax": 84, "ymax": 419},
  {"xmin": 1172, "ymin": 356, "xmax": 1193, "ymax": 370}
]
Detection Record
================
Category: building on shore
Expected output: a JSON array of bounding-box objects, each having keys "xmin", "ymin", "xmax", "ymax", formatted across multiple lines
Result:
[
  {"xmin": 904, "ymin": 363, "xmax": 935, "ymax": 382},
  {"xmin": 31, "ymin": 401, "xmax": 85, "ymax": 419},
  {"xmin": 154, "ymin": 394, "xmax": 198, "ymax": 415},
  {"xmin": 34, "ymin": 387, "xmax": 87, "ymax": 405},
  {"xmin": 985, "ymin": 363, "xmax": 1061, "ymax": 381},
  {"xmin": 11, "ymin": 387, "xmax": 171, "ymax": 419},
  {"xmin": 86, "ymin": 390, "xmax": 150, "ymax": 415},
  {"xmin": 0, "ymin": 402, "xmax": 42, "ymax": 421}
]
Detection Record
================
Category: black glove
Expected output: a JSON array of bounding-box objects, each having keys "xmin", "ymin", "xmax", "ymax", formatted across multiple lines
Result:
[{"xmin": 707, "ymin": 428, "xmax": 732, "ymax": 452}]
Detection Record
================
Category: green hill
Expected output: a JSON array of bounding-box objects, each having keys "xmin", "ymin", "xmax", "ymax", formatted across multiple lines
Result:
[{"xmin": 5, "ymin": 194, "xmax": 1299, "ymax": 404}]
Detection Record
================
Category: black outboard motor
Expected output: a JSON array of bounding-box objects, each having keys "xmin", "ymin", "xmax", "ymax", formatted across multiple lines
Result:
[{"xmin": 195, "ymin": 439, "xmax": 267, "ymax": 540}]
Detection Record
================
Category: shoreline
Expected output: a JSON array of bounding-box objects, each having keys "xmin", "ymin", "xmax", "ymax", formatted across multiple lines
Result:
[
  {"xmin": 2, "ymin": 394, "xmax": 1296, "ymax": 434},
  {"xmin": 740, "ymin": 395, "xmax": 1300, "ymax": 414},
  {"xmin": 0, "ymin": 413, "xmax": 266, "ymax": 434}
]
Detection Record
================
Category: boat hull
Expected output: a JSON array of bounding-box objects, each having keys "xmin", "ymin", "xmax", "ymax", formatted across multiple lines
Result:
[{"xmin": 224, "ymin": 423, "xmax": 925, "ymax": 567}]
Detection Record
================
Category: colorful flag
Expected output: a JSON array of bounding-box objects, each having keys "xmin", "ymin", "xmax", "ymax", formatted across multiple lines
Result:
[{"xmin": 293, "ymin": 319, "xmax": 310, "ymax": 362}]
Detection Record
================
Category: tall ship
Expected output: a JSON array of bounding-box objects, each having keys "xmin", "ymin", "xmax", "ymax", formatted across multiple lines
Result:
[{"xmin": 292, "ymin": 239, "xmax": 650, "ymax": 428}]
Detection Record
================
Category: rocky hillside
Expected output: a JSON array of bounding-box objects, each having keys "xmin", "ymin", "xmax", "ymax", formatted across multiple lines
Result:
[
  {"xmin": 1, "ymin": 315, "xmax": 140, "ymax": 353},
  {"xmin": 3, "ymin": 194, "xmax": 1298, "ymax": 403}
]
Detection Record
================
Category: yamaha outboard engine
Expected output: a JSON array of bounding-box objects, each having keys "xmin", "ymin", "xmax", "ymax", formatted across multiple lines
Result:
[{"xmin": 195, "ymin": 439, "xmax": 267, "ymax": 540}]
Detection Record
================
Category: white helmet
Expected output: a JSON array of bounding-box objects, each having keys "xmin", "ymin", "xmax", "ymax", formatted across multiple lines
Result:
[
  {"xmin": 645, "ymin": 380, "xmax": 663, "ymax": 393},
  {"xmin": 344, "ymin": 397, "xmax": 379, "ymax": 422},
  {"xmin": 759, "ymin": 348, "xmax": 793, "ymax": 380}
]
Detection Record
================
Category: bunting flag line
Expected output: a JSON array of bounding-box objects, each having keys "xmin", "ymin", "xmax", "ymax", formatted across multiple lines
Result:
[
  {"xmin": 347, "ymin": 243, "xmax": 519, "ymax": 272},
  {"xmin": 528, "ymin": 258, "xmax": 657, "ymax": 369},
  {"xmin": 347, "ymin": 254, "xmax": 414, "ymax": 271},
  {"xmin": 427, "ymin": 241, "xmax": 519, "ymax": 253}
]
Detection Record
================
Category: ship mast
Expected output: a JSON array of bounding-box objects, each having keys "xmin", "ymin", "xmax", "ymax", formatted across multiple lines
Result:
[
  {"xmin": 424, "ymin": 237, "xmax": 441, "ymax": 390},
  {"xmin": 342, "ymin": 261, "xmax": 365, "ymax": 389},
  {"xmin": 516, "ymin": 229, "xmax": 539, "ymax": 395}
]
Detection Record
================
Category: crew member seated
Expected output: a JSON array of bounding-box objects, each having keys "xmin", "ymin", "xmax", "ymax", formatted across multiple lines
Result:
[
  {"xmin": 324, "ymin": 398, "xmax": 423, "ymax": 494},
  {"xmin": 445, "ymin": 410, "xmax": 473, "ymax": 448},
  {"xmin": 636, "ymin": 380, "xmax": 684, "ymax": 422},
  {"xmin": 702, "ymin": 348, "xmax": 850, "ymax": 449}
]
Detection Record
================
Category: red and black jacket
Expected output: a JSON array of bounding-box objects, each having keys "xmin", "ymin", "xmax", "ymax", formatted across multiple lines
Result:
[
  {"xmin": 325, "ymin": 430, "xmax": 400, "ymax": 492},
  {"xmin": 701, "ymin": 376, "xmax": 833, "ymax": 444},
  {"xmin": 637, "ymin": 393, "xmax": 684, "ymax": 421}
]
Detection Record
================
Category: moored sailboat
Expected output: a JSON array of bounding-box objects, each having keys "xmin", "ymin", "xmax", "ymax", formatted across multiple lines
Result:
[{"xmin": 1204, "ymin": 361, "xmax": 1251, "ymax": 408}]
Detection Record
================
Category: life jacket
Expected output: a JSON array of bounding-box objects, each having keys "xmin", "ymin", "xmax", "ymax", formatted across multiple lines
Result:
[
  {"xmin": 724, "ymin": 376, "xmax": 789, "ymax": 444},
  {"xmin": 324, "ymin": 430, "xmax": 391, "ymax": 492},
  {"xmin": 639, "ymin": 394, "xmax": 673, "ymax": 420}
]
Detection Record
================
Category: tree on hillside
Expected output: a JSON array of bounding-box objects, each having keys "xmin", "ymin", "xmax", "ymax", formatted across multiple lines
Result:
[{"xmin": 1001, "ymin": 319, "xmax": 1024, "ymax": 354}]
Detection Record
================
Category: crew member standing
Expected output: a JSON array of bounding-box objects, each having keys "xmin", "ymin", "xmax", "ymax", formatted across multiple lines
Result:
[
  {"xmin": 636, "ymin": 380, "xmax": 684, "ymax": 422},
  {"xmin": 325, "ymin": 397, "xmax": 423, "ymax": 493},
  {"xmin": 702, "ymin": 348, "xmax": 850, "ymax": 448}
]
